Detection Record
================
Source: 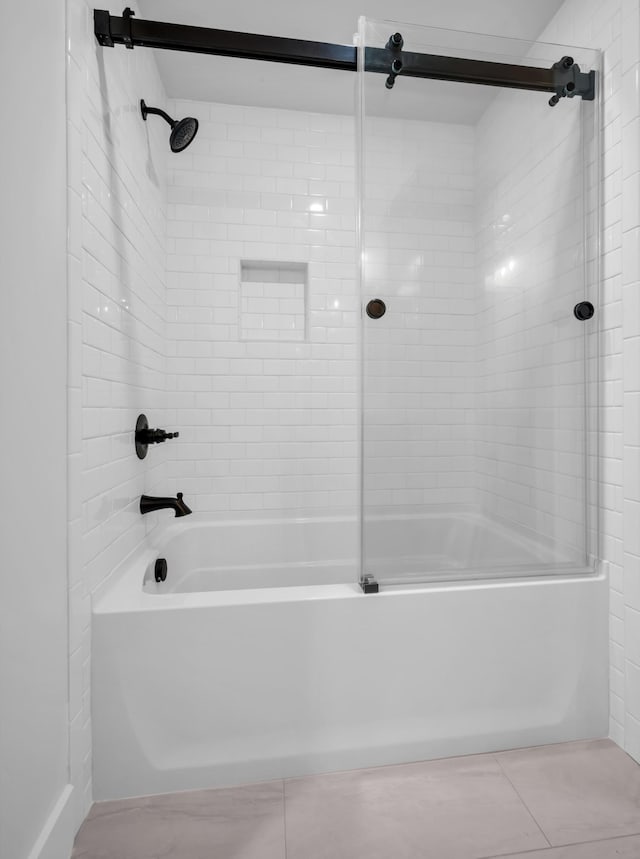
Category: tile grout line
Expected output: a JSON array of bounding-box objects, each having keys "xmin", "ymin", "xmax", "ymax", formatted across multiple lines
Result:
[
  {"xmin": 479, "ymin": 830, "xmax": 640, "ymax": 859},
  {"xmin": 492, "ymin": 754, "xmax": 552, "ymax": 851},
  {"xmin": 478, "ymin": 843, "xmax": 557, "ymax": 859},
  {"xmin": 282, "ymin": 778, "xmax": 288, "ymax": 859}
]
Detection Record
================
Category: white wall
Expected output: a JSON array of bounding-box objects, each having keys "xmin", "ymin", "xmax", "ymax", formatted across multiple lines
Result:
[
  {"xmin": 0, "ymin": 2, "xmax": 73, "ymax": 858},
  {"xmin": 66, "ymin": 0, "xmax": 170, "ymax": 821},
  {"xmin": 165, "ymin": 101, "xmax": 359, "ymax": 514},
  {"xmin": 163, "ymin": 104, "xmax": 475, "ymax": 517},
  {"xmin": 468, "ymin": 0, "xmax": 640, "ymax": 765},
  {"xmin": 474, "ymin": 58, "xmax": 597, "ymax": 561},
  {"xmin": 534, "ymin": 0, "xmax": 640, "ymax": 756},
  {"xmin": 361, "ymin": 117, "xmax": 476, "ymax": 513},
  {"xmin": 620, "ymin": 0, "xmax": 640, "ymax": 761}
]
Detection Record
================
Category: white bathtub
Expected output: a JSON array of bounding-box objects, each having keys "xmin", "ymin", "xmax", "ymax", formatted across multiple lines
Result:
[
  {"xmin": 92, "ymin": 513, "xmax": 608, "ymax": 800},
  {"xmin": 142, "ymin": 514, "xmax": 358, "ymax": 593}
]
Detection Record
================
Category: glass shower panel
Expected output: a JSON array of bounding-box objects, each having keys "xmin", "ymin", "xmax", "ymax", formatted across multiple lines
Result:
[{"xmin": 358, "ymin": 18, "xmax": 600, "ymax": 586}]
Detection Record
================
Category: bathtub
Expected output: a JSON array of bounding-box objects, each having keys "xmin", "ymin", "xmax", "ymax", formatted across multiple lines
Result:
[{"xmin": 92, "ymin": 513, "xmax": 608, "ymax": 800}]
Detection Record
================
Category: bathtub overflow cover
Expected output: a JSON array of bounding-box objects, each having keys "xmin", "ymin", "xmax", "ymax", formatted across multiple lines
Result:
[{"xmin": 155, "ymin": 558, "xmax": 168, "ymax": 583}]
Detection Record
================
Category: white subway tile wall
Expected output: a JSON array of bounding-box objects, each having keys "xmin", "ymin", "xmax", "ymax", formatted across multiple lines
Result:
[
  {"xmin": 239, "ymin": 261, "xmax": 308, "ymax": 342},
  {"xmin": 165, "ymin": 105, "xmax": 479, "ymax": 515},
  {"xmin": 66, "ymin": 0, "xmax": 639, "ymax": 823},
  {"xmin": 475, "ymin": 85, "xmax": 592, "ymax": 560},
  {"xmin": 620, "ymin": 0, "xmax": 640, "ymax": 762},
  {"xmin": 165, "ymin": 102, "xmax": 359, "ymax": 515},
  {"xmin": 67, "ymin": 0, "xmax": 170, "ymax": 823},
  {"xmin": 537, "ymin": 0, "xmax": 631, "ymax": 752},
  {"xmin": 361, "ymin": 118, "xmax": 476, "ymax": 511}
]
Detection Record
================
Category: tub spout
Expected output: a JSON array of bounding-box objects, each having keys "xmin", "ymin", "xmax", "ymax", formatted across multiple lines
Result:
[{"xmin": 140, "ymin": 492, "xmax": 192, "ymax": 517}]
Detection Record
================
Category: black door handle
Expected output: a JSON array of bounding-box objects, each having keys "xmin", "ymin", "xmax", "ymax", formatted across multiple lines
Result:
[{"xmin": 366, "ymin": 299, "xmax": 386, "ymax": 319}]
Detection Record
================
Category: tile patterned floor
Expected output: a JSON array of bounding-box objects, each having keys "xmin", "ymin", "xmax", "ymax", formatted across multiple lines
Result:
[{"xmin": 72, "ymin": 739, "xmax": 640, "ymax": 859}]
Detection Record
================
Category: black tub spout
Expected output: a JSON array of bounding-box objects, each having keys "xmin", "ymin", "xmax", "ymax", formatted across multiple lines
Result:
[{"xmin": 140, "ymin": 492, "xmax": 192, "ymax": 517}]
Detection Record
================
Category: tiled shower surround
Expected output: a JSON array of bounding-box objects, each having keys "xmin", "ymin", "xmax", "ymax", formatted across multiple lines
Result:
[
  {"xmin": 166, "ymin": 106, "xmax": 478, "ymax": 514},
  {"xmin": 67, "ymin": 0, "xmax": 171, "ymax": 819},
  {"xmin": 361, "ymin": 119, "xmax": 476, "ymax": 511},
  {"xmin": 165, "ymin": 95, "xmax": 589, "ymax": 553},
  {"xmin": 165, "ymin": 102, "xmax": 359, "ymax": 513},
  {"xmin": 474, "ymin": 80, "xmax": 596, "ymax": 557},
  {"xmin": 66, "ymin": 0, "xmax": 640, "ymax": 830}
]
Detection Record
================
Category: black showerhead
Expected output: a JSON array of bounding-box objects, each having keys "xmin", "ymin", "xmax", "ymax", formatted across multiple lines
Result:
[
  {"xmin": 169, "ymin": 116, "xmax": 199, "ymax": 153},
  {"xmin": 140, "ymin": 99, "xmax": 199, "ymax": 153}
]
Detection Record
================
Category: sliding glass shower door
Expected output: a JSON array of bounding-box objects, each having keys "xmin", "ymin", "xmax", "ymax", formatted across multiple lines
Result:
[{"xmin": 357, "ymin": 18, "xmax": 601, "ymax": 588}]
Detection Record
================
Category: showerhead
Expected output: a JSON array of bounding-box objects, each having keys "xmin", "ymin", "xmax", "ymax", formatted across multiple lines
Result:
[
  {"xmin": 140, "ymin": 99, "xmax": 199, "ymax": 153},
  {"xmin": 169, "ymin": 116, "xmax": 199, "ymax": 153}
]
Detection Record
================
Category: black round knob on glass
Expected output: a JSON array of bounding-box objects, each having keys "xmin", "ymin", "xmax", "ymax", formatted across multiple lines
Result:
[
  {"xmin": 573, "ymin": 301, "xmax": 595, "ymax": 321},
  {"xmin": 366, "ymin": 299, "xmax": 387, "ymax": 319},
  {"xmin": 135, "ymin": 414, "xmax": 180, "ymax": 459}
]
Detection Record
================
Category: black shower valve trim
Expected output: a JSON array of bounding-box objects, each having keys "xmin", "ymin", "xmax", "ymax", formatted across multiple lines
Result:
[
  {"xmin": 144, "ymin": 428, "xmax": 180, "ymax": 443},
  {"xmin": 135, "ymin": 414, "xmax": 180, "ymax": 460}
]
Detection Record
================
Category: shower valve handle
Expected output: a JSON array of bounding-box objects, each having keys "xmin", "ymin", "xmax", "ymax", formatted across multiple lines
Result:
[
  {"xmin": 143, "ymin": 428, "xmax": 179, "ymax": 443},
  {"xmin": 135, "ymin": 414, "xmax": 180, "ymax": 459}
]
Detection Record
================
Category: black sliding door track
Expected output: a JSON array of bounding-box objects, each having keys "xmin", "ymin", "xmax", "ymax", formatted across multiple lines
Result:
[{"xmin": 93, "ymin": 9, "xmax": 596, "ymax": 104}]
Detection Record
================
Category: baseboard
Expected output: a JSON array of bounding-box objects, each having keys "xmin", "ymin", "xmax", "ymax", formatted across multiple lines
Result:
[{"xmin": 27, "ymin": 784, "xmax": 75, "ymax": 859}]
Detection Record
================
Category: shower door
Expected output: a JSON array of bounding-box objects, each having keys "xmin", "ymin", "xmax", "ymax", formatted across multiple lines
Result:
[{"xmin": 357, "ymin": 18, "xmax": 601, "ymax": 587}]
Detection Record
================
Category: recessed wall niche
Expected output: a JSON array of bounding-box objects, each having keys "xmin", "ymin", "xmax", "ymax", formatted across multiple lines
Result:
[{"xmin": 239, "ymin": 260, "xmax": 308, "ymax": 342}]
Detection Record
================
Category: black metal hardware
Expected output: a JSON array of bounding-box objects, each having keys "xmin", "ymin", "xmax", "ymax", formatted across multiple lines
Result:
[
  {"xmin": 135, "ymin": 414, "xmax": 180, "ymax": 460},
  {"xmin": 573, "ymin": 301, "xmax": 595, "ymax": 320},
  {"xmin": 93, "ymin": 10, "xmax": 596, "ymax": 102},
  {"xmin": 94, "ymin": 9, "xmax": 113, "ymax": 46},
  {"xmin": 386, "ymin": 58, "xmax": 404, "ymax": 90},
  {"xmin": 548, "ymin": 56, "xmax": 595, "ymax": 106},
  {"xmin": 122, "ymin": 6, "xmax": 135, "ymax": 49},
  {"xmin": 366, "ymin": 299, "xmax": 386, "ymax": 319},
  {"xmin": 386, "ymin": 32, "xmax": 404, "ymax": 51},
  {"xmin": 154, "ymin": 558, "xmax": 168, "ymax": 583},
  {"xmin": 140, "ymin": 99, "xmax": 172, "ymax": 125},
  {"xmin": 140, "ymin": 99, "xmax": 199, "ymax": 153},
  {"xmin": 360, "ymin": 575, "xmax": 379, "ymax": 594},
  {"xmin": 140, "ymin": 492, "xmax": 192, "ymax": 517},
  {"xmin": 385, "ymin": 32, "xmax": 404, "ymax": 89},
  {"xmin": 135, "ymin": 413, "xmax": 149, "ymax": 459},
  {"xmin": 145, "ymin": 429, "xmax": 180, "ymax": 442},
  {"xmin": 94, "ymin": 9, "xmax": 356, "ymax": 69}
]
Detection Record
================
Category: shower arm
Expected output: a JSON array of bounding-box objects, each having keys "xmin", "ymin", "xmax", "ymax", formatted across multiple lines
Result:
[
  {"xmin": 140, "ymin": 102, "xmax": 175, "ymax": 128},
  {"xmin": 93, "ymin": 9, "xmax": 596, "ymax": 104}
]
